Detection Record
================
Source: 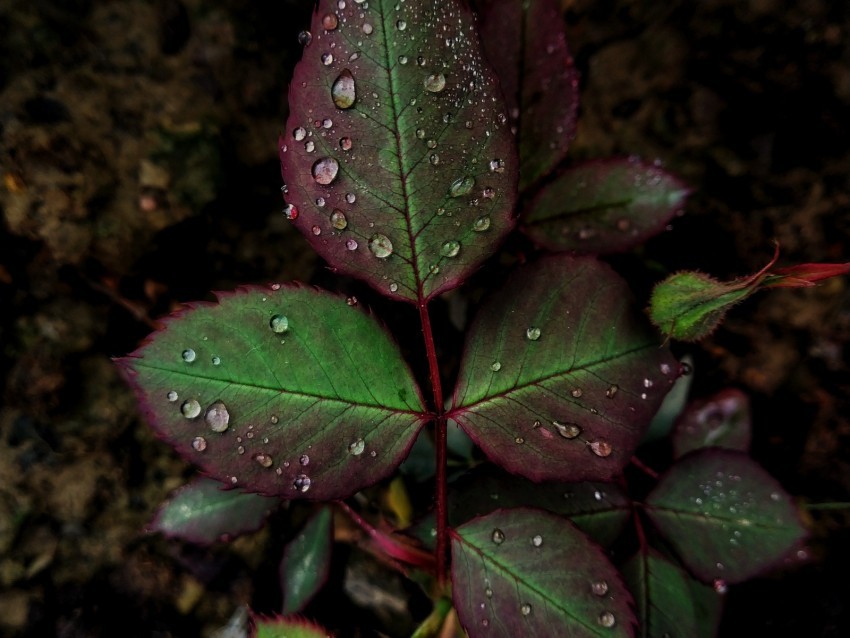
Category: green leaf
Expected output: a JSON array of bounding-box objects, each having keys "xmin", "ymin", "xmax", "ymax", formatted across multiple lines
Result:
[
  {"xmin": 280, "ymin": 0, "xmax": 518, "ymax": 303},
  {"xmin": 281, "ymin": 507, "xmax": 334, "ymax": 614},
  {"xmin": 672, "ymin": 388, "xmax": 751, "ymax": 458},
  {"xmin": 621, "ymin": 549, "xmax": 719, "ymax": 638},
  {"xmin": 252, "ymin": 615, "xmax": 332, "ymax": 638},
  {"xmin": 451, "ymin": 507, "xmax": 635, "ymax": 637},
  {"xmin": 449, "ymin": 255, "xmax": 678, "ymax": 482},
  {"xmin": 521, "ymin": 159, "xmax": 689, "ymax": 254},
  {"xmin": 475, "ymin": 0, "xmax": 579, "ymax": 192},
  {"xmin": 645, "ymin": 449, "xmax": 807, "ymax": 584},
  {"xmin": 118, "ymin": 284, "xmax": 427, "ymax": 500},
  {"xmin": 150, "ymin": 477, "xmax": 277, "ymax": 544}
]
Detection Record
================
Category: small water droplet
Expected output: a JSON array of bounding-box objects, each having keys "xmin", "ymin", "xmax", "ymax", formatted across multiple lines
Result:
[
  {"xmin": 167, "ymin": 391, "xmax": 178, "ymax": 402},
  {"xmin": 429, "ymin": 264, "xmax": 440, "ymax": 275},
  {"xmin": 490, "ymin": 361, "xmax": 501, "ymax": 372},
  {"xmin": 204, "ymin": 401, "xmax": 230, "ymax": 432},
  {"xmin": 368, "ymin": 233, "xmax": 393, "ymax": 258},
  {"xmin": 311, "ymin": 224, "xmax": 322, "ymax": 236},
  {"xmin": 332, "ymin": 69, "xmax": 356, "ymax": 109},
  {"xmin": 396, "ymin": 19, "xmax": 406, "ymax": 30},
  {"xmin": 346, "ymin": 238, "xmax": 358, "ymax": 250},
  {"xmin": 591, "ymin": 580, "xmax": 609, "ymax": 596},
  {"xmin": 713, "ymin": 579, "xmax": 728, "ymax": 594},
  {"xmin": 589, "ymin": 439, "xmax": 613, "ymax": 457},
  {"xmin": 321, "ymin": 52, "xmax": 334, "ymax": 65},
  {"xmin": 322, "ymin": 13, "xmax": 339, "ymax": 30},
  {"xmin": 182, "ymin": 348, "xmax": 196, "ymax": 363},
  {"xmin": 489, "ymin": 158, "xmax": 505, "ymax": 173},
  {"xmin": 284, "ymin": 204, "xmax": 299, "ymax": 220},
  {"xmin": 345, "ymin": 192, "xmax": 356, "ymax": 204},
  {"xmin": 491, "ymin": 528, "xmax": 505, "ymax": 544},
  {"xmin": 181, "ymin": 399, "xmax": 201, "ymax": 419},
  {"xmin": 482, "ymin": 187, "xmax": 495, "ymax": 199},
  {"xmin": 594, "ymin": 490, "xmax": 604, "ymax": 501},
  {"xmin": 473, "ymin": 215, "xmax": 491, "ymax": 232},
  {"xmin": 340, "ymin": 136, "xmax": 353, "ymax": 151},
  {"xmin": 211, "ymin": 355, "xmax": 221, "ymax": 366},
  {"xmin": 606, "ymin": 385, "xmax": 619, "ymax": 398},
  {"xmin": 389, "ymin": 282, "xmax": 399, "ymax": 292},
  {"xmin": 484, "ymin": 587, "xmax": 493, "ymax": 598},
  {"xmin": 362, "ymin": 22, "xmax": 373, "ymax": 34},
  {"xmin": 597, "ymin": 611, "xmax": 616, "ymax": 628},
  {"xmin": 423, "ymin": 73, "xmax": 446, "ymax": 93},
  {"xmin": 526, "ymin": 327, "xmax": 541, "ymax": 341},
  {"xmin": 429, "ymin": 153, "xmax": 440, "ymax": 165},
  {"xmin": 346, "ymin": 296, "xmax": 358, "ymax": 306},
  {"xmin": 520, "ymin": 603, "xmax": 532, "ymax": 616},
  {"xmin": 348, "ymin": 438, "xmax": 365, "ymax": 456},
  {"xmin": 299, "ymin": 454, "xmax": 310, "ymax": 466},
  {"xmin": 192, "ymin": 436, "xmax": 207, "ymax": 452},
  {"xmin": 255, "ymin": 453, "xmax": 274, "ymax": 468},
  {"xmin": 293, "ymin": 126, "xmax": 307, "ymax": 141},
  {"xmin": 322, "ymin": 118, "xmax": 333, "ymax": 129},
  {"xmin": 316, "ymin": 197, "xmax": 326, "ymax": 208},
  {"xmin": 449, "ymin": 176, "xmax": 475, "ymax": 197},
  {"xmin": 531, "ymin": 534, "xmax": 543, "ymax": 547},
  {"xmin": 514, "ymin": 437, "xmax": 525, "ymax": 444},
  {"xmin": 270, "ymin": 415, "xmax": 279, "ymax": 424},
  {"xmin": 399, "ymin": 55, "xmax": 408, "ymax": 64},
  {"xmin": 293, "ymin": 474, "xmax": 312, "ymax": 492},
  {"xmin": 330, "ymin": 209, "xmax": 347, "ymax": 230},
  {"xmin": 269, "ymin": 314, "xmax": 289, "ymax": 334},
  {"xmin": 297, "ymin": 31, "xmax": 312, "ymax": 46},
  {"xmin": 643, "ymin": 378, "xmax": 654, "ymax": 388},
  {"xmin": 312, "ymin": 157, "xmax": 340, "ymax": 185},
  {"xmin": 554, "ymin": 421, "xmax": 581, "ymax": 439},
  {"xmin": 571, "ymin": 388, "xmax": 583, "ymax": 398},
  {"xmin": 305, "ymin": 140, "xmax": 315, "ymax": 153},
  {"xmin": 440, "ymin": 240, "xmax": 461, "ymax": 258}
]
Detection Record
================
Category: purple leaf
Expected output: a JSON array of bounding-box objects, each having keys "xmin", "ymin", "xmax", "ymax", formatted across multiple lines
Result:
[
  {"xmin": 280, "ymin": 0, "xmax": 518, "ymax": 303},
  {"xmin": 281, "ymin": 507, "xmax": 333, "ymax": 614},
  {"xmin": 449, "ymin": 255, "xmax": 678, "ymax": 482},
  {"xmin": 451, "ymin": 507, "xmax": 635, "ymax": 637},
  {"xmin": 672, "ymin": 388, "xmax": 752, "ymax": 459},
  {"xmin": 150, "ymin": 477, "xmax": 277, "ymax": 544},
  {"xmin": 117, "ymin": 284, "xmax": 427, "ymax": 500},
  {"xmin": 475, "ymin": 0, "xmax": 580, "ymax": 192},
  {"xmin": 645, "ymin": 449, "xmax": 807, "ymax": 584},
  {"xmin": 521, "ymin": 158, "xmax": 690, "ymax": 254}
]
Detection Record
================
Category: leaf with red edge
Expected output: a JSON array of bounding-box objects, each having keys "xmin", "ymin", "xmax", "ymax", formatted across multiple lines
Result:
[
  {"xmin": 281, "ymin": 507, "xmax": 333, "ymax": 614},
  {"xmin": 672, "ymin": 388, "xmax": 751, "ymax": 459},
  {"xmin": 280, "ymin": 0, "xmax": 518, "ymax": 303},
  {"xmin": 451, "ymin": 507, "xmax": 635, "ymax": 637},
  {"xmin": 522, "ymin": 158, "xmax": 690, "ymax": 254},
  {"xmin": 449, "ymin": 255, "xmax": 678, "ymax": 482},
  {"xmin": 150, "ymin": 477, "xmax": 277, "ymax": 544},
  {"xmin": 252, "ymin": 613, "xmax": 332, "ymax": 638},
  {"xmin": 645, "ymin": 449, "xmax": 807, "ymax": 584},
  {"xmin": 764, "ymin": 262, "xmax": 850, "ymax": 288},
  {"xmin": 475, "ymin": 0, "xmax": 579, "ymax": 192},
  {"xmin": 117, "ymin": 284, "xmax": 427, "ymax": 500}
]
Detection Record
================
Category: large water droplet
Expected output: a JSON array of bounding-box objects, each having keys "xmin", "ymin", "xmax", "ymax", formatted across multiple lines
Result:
[
  {"xmin": 589, "ymin": 439, "xmax": 613, "ymax": 457},
  {"xmin": 591, "ymin": 581, "xmax": 609, "ymax": 596},
  {"xmin": 181, "ymin": 399, "xmax": 201, "ymax": 419},
  {"xmin": 520, "ymin": 603, "xmax": 532, "ymax": 616},
  {"xmin": 284, "ymin": 204, "xmax": 299, "ymax": 220},
  {"xmin": 554, "ymin": 421, "xmax": 581, "ymax": 439},
  {"xmin": 293, "ymin": 126, "xmax": 307, "ymax": 141},
  {"xmin": 473, "ymin": 215, "xmax": 491, "ymax": 232},
  {"xmin": 449, "ymin": 176, "xmax": 475, "ymax": 197},
  {"xmin": 297, "ymin": 31, "xmax": 312, "ymax": 46},
  {"xmin": 293, "ymin": 474, "xmax": 312, "ymax": 492},
  {"xmin": 255, "ymin": 453, "xmax": 273, "ymax": 468},
  {"xmin": 491, "ymin": 528, "xmax": 505, "ymax": 544},
  {"xmin": 312, "ymin": 157, "xmax": 339, "ymax": 185},
  {"xmin": 597, "ymin": 611, "xmax": 616, "ymax": 628},
  {"xmin": 269, "ymin": 314, "xmax": 289, "ymax": 334},
  {"xmin": 322, "ymin": 13, "xmax": 339, "ymax": 30},
  {"xmin": 181, "ymin": 348, "xmax": 196, "ymax": 363},
  {"xmin": 423, "ymin": 73, "xmax": 446, "ymax": 93},
  {"xmin": 440, "ymin": 240, "xmax": 461, "ymax": 258},
  {"xmin": 368, "ymin": 233, "xmax": 393, "ymax": 258},
  {"xmin": 332, "ymin": 69, "xmax": 356, "ymax": 109},
  {"xmin": 192, "ymin": 436, "xmax": 207, "ymax": 452},
  {"xmin": 348, "ymin": 438, "xmax": 365, "ymax": 456},
  {"xmin": 205, "ymin": 401, "xmax": 230, "ymax": 432},
  {"xmin": 526, "ymin": 327, "xmax": 541, "ymax": 341},
  {"xmin": 330, "ymin": 209, "xmax": 348, "ymax": 230}
]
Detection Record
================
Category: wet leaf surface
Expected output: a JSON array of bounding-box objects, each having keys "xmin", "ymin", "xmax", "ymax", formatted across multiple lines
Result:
[
  {"xmin": 281, "ymin": 506, "xmax": 334, "ymax": 614},
  {"xmin": 118, "ymin": 284, "xmax": 426, "ymax": 500},
  {"xmin": 450, "ymin": 255, "xmax": 678, "ymax": 482},
  {"xmin": 672, "ymin": 388, "xmax": 751, "ymax": 458},
  {"xmin": 280, "ymin": 0, "xmax": 518, "ymax": 302}
]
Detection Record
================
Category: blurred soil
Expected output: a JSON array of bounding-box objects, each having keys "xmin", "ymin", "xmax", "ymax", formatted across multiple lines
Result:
[{"xmin": 1, "ymin": 0, "xmax": 849, "ymax": 636}]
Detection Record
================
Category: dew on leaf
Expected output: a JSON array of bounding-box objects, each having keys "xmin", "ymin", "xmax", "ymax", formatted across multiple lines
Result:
[
  {"xmin": 589, "ymin": 439, "xmax": 613, "ymax": 457},
  {"xmin": 293, "ymin": 474, "xmax": 312, "ymax": 492},
  {"xmin": 321, "ymin": 52, "xmax": 334, "ymax": 66},
  {"xmin": 593, "ymin": 490, "xmax": 604, "ymax": 501},
  {"xmin": 440, "ymin": 240, "xmax": 461, "ymax": 258},
  {"xmin": 332, "ymin": 69, "xmax": 356, "ymax": 109},
  {"xmin": 484, "ymin": 587, "xmax": 493, "ymax": 598},
  {"xmin": 362, "ymin": 22, "xmax": 373, "ymax": 34},
  {"xmin": 283, "ymin": 204, "xmax": 299, "ymax": 220},
  {"xmin": 389, "ymin": 282, "xmax": 399, "ymax": 292},
  {"xmin": 713, "ymin": 579, "xmax": 728, "ymax": 594},
  {"xmin": 531, "ymin": 534, "xmax": 543, "ymax": 547},
  {"xmin": 269, "ymin": 314, "xmax": 289, "ymax": 334},
  {"xmin": 211, "ymin": 355, "xmax": 221, "ymax": 366},
  {"xmin": 416, "ymin": 128, "xmax": 426, "ymax": 139},
  {"xmin": 554, "ymin": 421, "xmax": 581, "ymax": 439},
  {"xmin": 297, "ymin": 30, "xmax": 312, "ymax": 46},
  {"xmin": 204, "ymin": 401, "xmax": 230, "ymax": 432},
  {"xmin": 520, "ymin": 603, "xmax": 532, "ymax": 616},
  {"xmin": 473, "ymin": 215, "xmax": 491, "ymax": 232},
  {"xmin": 322, "ymin": 118, "xmax": 333, "ymax": 129},
  {"xmin": 346, "ymin": 238, "xmax": 358, "ymax": 251},
  {"xmin": 489, "ymin": 158, "xmax": 505, "ymax": 173},
  {"xmin": 491, "ymin": 528, "xmax": 505, "ymax": 544},
  {"xmin": 591, "ymin": 580, "xmax": 609, "ymax": 596},
  {"xmin": 181, "ymin": 348, "xmax": 196, "ymax": 363},
  {"xmin": 316, "ymin": 197, "xmax": 326, "ymax": 207},
  {"xmin": 312, "ymin": 157, "xmax": 339, "ymax": 185},
  {"xmin": 396, "ymin": 19, "xmax": 406, "ymax": 30},
  {"xmin": 167, "ymin": 391, "xmax": 178, "ymax": 402},
  {"xmin": 606, "ymin": 384, "xmax": 619, "ymax": 398},
  {"xmin": 346, "ymin": 296, "xmax": 358, "ymax": 306},
  {"xmin": 330, "ymin": 209, "xmax": 347, "ymax": 229},
  {"xmin": 299, "ymin": 454, "xmax": 310, "ymax": 466},
  {"xmin": 293, "ymin": 126, "xmax": 307, "ymax": 141},
  {"xmin": 571, "ymin": 388, "xmax": 583, "ymax": 398},
  {"xmin": 345, "ymin": 192, "xmax": 356, "ymax": 204},
  {"xmin": 255, "ymin": 453, "xmax": 274, "ymax": 468},
  {"xmin": 482, "ymin": 187, "xmax": 495, "ymax": 199},
  {"xmin": 180, "ymin": 399, "xmax": 201, "ymax": 419},
  {"xmin": 526, "ymin": 327, "xmax": 541, "ymax": 341},
  {"xmin": 423, "ymin": 73, "xmax": 446, "ymax": 93},
  {"xmin": 598, "ymin": 611, "xmax": 616, "ymax": 628},
  {"xmin": 305, "ymin": 140, "xmax": 315, "ymax": 152},
  {"xmin": 348, "ymin": 438, "xmax": 365, "ymax": 456},
  {"xmin": 322, "ymin": 13, "xmax": 338, "ymax": 30},
  {"xmin": 514, "ymin": 437, "xmax": 525, "ymax": 444},
  {"xmin": 192, "ymin": 436, "xmax": 207, "ymax": 452},
  {"xmin": 340, "ymin": 136, "xmax": 353, "ymax": 151},
  {"xmin": 490, "ymin": 361, "xmax": 501, "ymax": 372},
  {"xmin": 270, "ymin": 415, "xmax": 279, "ymax": 424},
  {"xmin": 368, "ymin": 233, "xmax": 393, "ymax": 258},
  {"xmin": 449, "ymin": 176, "xmax": 475, "ymax": 198},
  {"xmin": 399, "ymin": 55, "xmax": 408, "ymax": 64},
  {"xmin": 429, "ymin": 153, "xmax": 440, "ymax": 165},
  {"xmin": 311, "ymin": 225, "xmax": 322, "ymax": 236}
]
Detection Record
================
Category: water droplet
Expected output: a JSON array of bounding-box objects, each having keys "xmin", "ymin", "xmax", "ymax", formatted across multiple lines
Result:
[
  {"xmin": 597, "ymin": 611, "xmax": 616, "ymax": 628},
  {"xmin": 526, "ymin": 327, "xmax": 541, "ymax": 341},
  {"xmin": 605, "ymin": 385, "xmax": 619, "ymax": 398},
  {"xmin": 415, "ymin": 128, "xmax": 426, "ymax": 139},
  {"xmin": 423, "ymin": 73, "xmax": 446, "ymax": 93},
  {"xmin": 482, "ymin": 187, "xmax": 495, "ymax": 199},
  {"xmin": 332, "ymin": 69, "xmax": 356, "ymax": 109},
  {"xmin": 473, "ymin": 215, "xmax": 491, "ymax": 232},
  {"xmin": 297, "ymin": 30, "xmax": 312, "ymax": 46},
  {"xmin": 181, "ymin": 348, "xmax": 196, "ymax": 363},
  {"xmin": 181, "ymin": 399, "xmax": 201, "ymax": 419},
  {"xmin": 368, "ymin": 233, "xmax": 393, "ymax": 258},
  {"xmin": 167, "ymin": 391, "xmax": 178, "ymax": 402},
  {"xmin": 440, "ymin": 240, "xmax": 461, "ymax": 258},
  {"xmin": 204, "ymin": 401, "xmax": 230, "ymax": 432},
  {"xmin": 305, "ymin": 140, "xmax": 315, "ymax": 153},
  {"xmin": 399, "ymin": 55, "xmax": 408, "ymax": 64},
  {"xmin": 284, "ymin": 204, "xmax": 299, "ymax": 220},
  {"xmin": 491, "ymin": 528, "xmax": 505, "ymax": 544},
  {"xmin": 489, "ymin": 158, "xmax": 505, "ymax": 173},
  {"xmin": 554, "ymin": 421, "xmax": 581, "ymax": 439},
  {"xmin": 531, "ymin": 535, "xmax": 543, "ymax": 547},
  {"xmin": 312, "ymin": 157, "xmax": 339, "ymax": 185},
  {"xmin": 362, "ymin": 22, "xmax": 373, "ymax": 34},
  {"xmin": 348, "ymin": 438, "xmax": 365, "ymax": 456},
  {"xmin": 514, "ymin": 437, "xmax": 525, "ymax": 444},
  {"xmin": 330, "ymin": 209, "xmax": 347, "ymax": 230},
  {"xmin": 490, "ymin": 361, "xmax": 501, "ymax": 372},
  {"xmin": 322, "ymin": 118, "xmax": 333, "ymax": 129},
  {"xmin": 346, "ymin": 296, "xmax": 358, "ymax": 306},
  {"xmin": 192, "ymin": 436, "xmax": 207, "ymax": 452},
  {"xmin": 770, "ymin": 492, "xmax": 781, "ymax": 501},
  {"xmin": 713, "ymin": 579, "xmax": 728, "ymax": 594},
  {"xmin": 322, "ymin": 13, "xmax": 339, "ymax": 30},
  {"xmin": 270, "ymin": 415, "xmax": 279, "ymax": 424},
  {"xmin": 417, "ymin": 55, "xmax": 426, "ymax": 66},
  {"xmin": 449, "ymin": 176, "xmax": 474, "ymax": 197},
  {"xmin": 389, "ymin": 282, "xmax": 399, "ymax": 292},
  {"xmin": 294, "ymin": 474, "xmax": 312, "ymax": 492},
  {"xmin": 591, "ymin": 581, "xmax": 609, "ymax": 596},
  {"xmin": 299, "ymin": 454, "xmax": 310, "ymax": 466},
  {"xmin": 345, "ymin": 192, "xmax": 356, "ymax": 204},
  {"xmin": 311, "ymin": 224, "xmax": 322, "ymax": 236},
  {"xmin": 340, "ymin": 136, "xmax": 353, "ymax": 151},
  {"xmin": 211, "ymin": 355, "xmax": 221, "ymax": 366},
  {"xmin": 269, "ymin": 314, "xmax": 289, "ymax": 334},
  {"xmin": 429, "ymin": 264, "xmax": 440, "ymax": 275},
  {"xmin": 321, "ymin": 52, "xmax": 334, "ymax": 66},
  {"xmin": 589, "ymin": 439, "xmax": 613, "ymax": 457},
  {"xmin": 520, "ymin": 603, "xmax": 532, "ymax": 616},
  {"xmin": 255, "ymin": 453, "xmax": 274, "ymax": 468},
  {"xmin": 316, "ymin": 197, "xmax": 326, "ymax": 208},
  {"xmin": 484, "ymin": 587, "xmax": 493, "ymax": 598},
  {"xmin": 396, "ymin": 19, "xmax": 406, "ymax": 30},
  {"xmin": 571, "ymin": 388, "xmax": 583, "ymax": 398},
  {"xmin": 594, "ymin": 490, "xmax": 604, "ymax": 501},
  {"xmin": 643, "ymin": 378, "xmax": 654, "ymax": 388},
  {"xmin": 293, "ymin": 126, "xmax": 307, "ymax": 141},
  {"xmin": 346, "ymin": 238, "xmax": 358, "ymax": 251}
]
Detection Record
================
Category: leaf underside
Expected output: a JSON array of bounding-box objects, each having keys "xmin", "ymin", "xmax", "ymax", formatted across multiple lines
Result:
[
  {"xmin": 451, "ymin": 507, "xmax": 635, "ymax": 637},
  {"xmin": 281, "ymin": 506, "xmax": 334, "ymax": 614},
  {"xmin": 450, "ymin": 255, "xmax": 678, "ymax": 482},
  {"xmin": 281, "ymin": 0, "xmax": 518, "ymax": 303},
  {"xmin": 645, "ymin": 449, "xmax": 807, "ymax": 584},
  {"xmin": 522, "ymin": 158, "xmax": 689, "ymax": 254},
  {"xmin": 672, "ymin": 388, "xmax": 751, "ymax": 459},
  {"xmin": 118, "ymin": 284, "xmax": 426, "ymax": 500},
  {"xmin": 475, "ymin": 0, "xmax": 579, "ymax": 192}
]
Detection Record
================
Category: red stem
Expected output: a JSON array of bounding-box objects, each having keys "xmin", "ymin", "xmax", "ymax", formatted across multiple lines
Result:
[{"xmin": 418, "ymin": 301, "xmax": 448, "ymax": 585}]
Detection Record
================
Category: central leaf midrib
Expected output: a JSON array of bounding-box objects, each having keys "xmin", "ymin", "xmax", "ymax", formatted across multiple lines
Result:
[
  {"xmin": 647, "ymin": 505, "xmax": 794, "ymax": 532},
  {"xmin": 524, "ymin": 198, "xmax": 635, "ymax": 226}
]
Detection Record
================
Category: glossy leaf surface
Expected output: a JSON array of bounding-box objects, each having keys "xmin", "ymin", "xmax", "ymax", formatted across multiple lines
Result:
[
  {"xmin": 280, "ymin": 0, "xmax": 518, "ymax": 302},
  {"xmin": 450, "ymin": 255, "xmax": 678, "ymax": 482},
  {"xmin": 522, "ymin": 159, "xmax": 689, "ymax": 254},
  {"xmin": 150, "ymin": 477, "xmax": 276, "ymax": 544},
  {"xmin": 645, "ymin": 449, "xmax": 807, "ymax": 584},
  {"xmin": 118, "ymin": 285, "xmax": 426, "ymax": 500},
  {"xmin": 281, "ymin": 507, "xmax": 333, "ymax": 614},
  {"xmin": 451, "ymin": 507, "xmax": 635, "ymax": 637},
  {"xmin": 476, "ymin": 0, "xmax": 579, "ymax": 192},
  {"xmin": 672, "ymin": 388, "xmax": 751, "ymax": 458}
]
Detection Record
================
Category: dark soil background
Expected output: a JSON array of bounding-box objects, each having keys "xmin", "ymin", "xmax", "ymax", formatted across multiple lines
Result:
[{"xmin": 1, "ymin": 0, "xmax": 849, "ymax": 636}]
